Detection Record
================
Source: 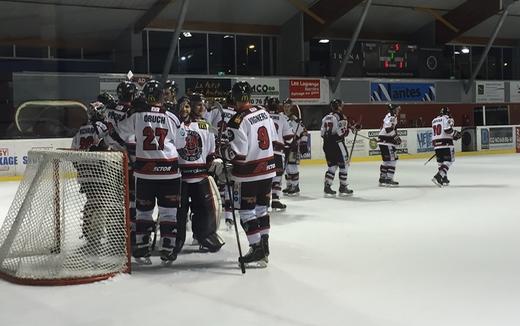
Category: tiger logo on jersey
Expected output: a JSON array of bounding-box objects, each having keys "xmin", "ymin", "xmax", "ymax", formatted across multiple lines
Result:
[{"xmin": 178, "ymin": 130, "xmax": 202, "ymax": 161}]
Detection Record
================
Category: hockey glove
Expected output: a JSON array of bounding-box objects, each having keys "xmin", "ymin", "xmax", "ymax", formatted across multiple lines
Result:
[
  {"xmin": 393, "ymin": 136, "xmax": 402, "ymax": 145},
  {"xmin": 299, "ymin": 142, "xmax": 309, "ymax": 155},
  {"xmin": 453, "ymin": 130, "xmax": 462, "ymax": 140}
]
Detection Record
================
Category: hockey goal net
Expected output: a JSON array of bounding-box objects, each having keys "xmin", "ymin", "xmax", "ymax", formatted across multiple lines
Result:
[{"xmin": 0, "ymin": 149, "xmax": 131, "ymax": 285}]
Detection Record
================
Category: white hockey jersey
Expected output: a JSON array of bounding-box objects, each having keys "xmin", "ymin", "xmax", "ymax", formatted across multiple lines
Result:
[
  {"xmin": 71, "ymin": 121, "xmax": 109, "ymax": 150},
  {"xmin": 105, "ymin": 102, "xmax": 132, "ymax": 151},
  {"xmin": 269, "ymin": 112, "xmax": 294, "ymax": 155},
  {"xmin": 320, "ymin": 112, "xmax": 349, "ymax": 143},
  {"xmin": 177, "ymin": 119, "xmax": 216, "ymax": 183},
  {"xmin": 227, "ymin": 106, "xmax": 277, "ymax": 182},
  {"xmin": 378, "ymin": 113, "xmax": 398, "ymax": 146},
  {"xmin": 205, "ymin": 105, "xmax": 235, "ymax": 131},
  {"xmin": 288, "ymin": 117, "xmax": 308, "ymax": 143},
  {"xmin": 432, "ymin": 114, "xmax": 455, "ymax": 149},
  {"xmin": 117, "ymin": 105, "xmax": 183, "ymax": 180}
]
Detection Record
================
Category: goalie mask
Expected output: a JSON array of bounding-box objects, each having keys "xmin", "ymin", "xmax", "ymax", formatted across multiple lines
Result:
[{"xmin": 88, "ymin": 101, "xmax": 107, "ymax": 122}]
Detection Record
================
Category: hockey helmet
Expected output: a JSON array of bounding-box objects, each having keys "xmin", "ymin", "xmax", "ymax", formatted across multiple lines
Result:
[
  {"xmin": 330, "ymin": 99, "xmax": 343, "ymax": 111},
  {"xmin": 440, "ymin": 106, "xmax": 451, "ymax": 116},
  {"xmin": 265, "ymin": 97, "xmax": 280, "ymax": 112},
  {"xmin": 97, "ymin": 92, "xmax": 116, "ymax": 107},
  {"xmin": 143, "ymin": 80, "xmax": 163, "ymax": 104},
  {"xmin": 116, "ymin": 81, "xmax": 137, "ymax": 103},
  {"xmin": 88, "ymin": 101, "xmax": 107, "ymax": 122},
  {"xmin": 388, "ymin": 104, "xmax": 401, "ymax": 114},
  {"xmin": 163, "ymin": 80, "xmax": 178, "ymax": 103},
  {"xmin": 231, "ymin": 81, "xmax": 252, "ymax": 103}
]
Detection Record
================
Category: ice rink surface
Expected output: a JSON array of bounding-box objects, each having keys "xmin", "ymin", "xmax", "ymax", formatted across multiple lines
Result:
[{"xmin": 0, "ymin": 154, "xmax": 519, "ymax": 326}]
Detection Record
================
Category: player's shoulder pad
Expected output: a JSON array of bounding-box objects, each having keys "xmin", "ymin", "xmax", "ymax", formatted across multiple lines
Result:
[{"xmin": 228, "ymin": 111, "xmax": 247, "ymax": 129}]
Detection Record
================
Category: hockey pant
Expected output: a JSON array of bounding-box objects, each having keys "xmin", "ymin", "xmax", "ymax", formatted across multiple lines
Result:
[
  {"xmin": 323, "ymin": 140, "xmax": 349, "ymax": 187},
  {"xmin": 435, "ymin": 147, "xmax": 455, "ymax": 177},
  {"xmin": 233, "ymin": 178, "xmax": 272, "ymax": 245},
  {"xmin": 176, "ymin": 178, "xmax": 219, "ymax": 251},
  {"xmin": 272, "ymin": 154, "xmax": 284, "ymax": 201},
  {"xmin": 379, "ymin": 144, "xmax": 398, "ymax": 180},
  {"xmin": 135, "ymin": 177, "xmax": 180, "ymax": 252}
]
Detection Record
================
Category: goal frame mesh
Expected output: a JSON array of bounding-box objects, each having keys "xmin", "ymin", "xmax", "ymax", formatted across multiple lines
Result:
[{"xmin": 0, "ymin": 149, "xmax": 131, "ymax": 285}]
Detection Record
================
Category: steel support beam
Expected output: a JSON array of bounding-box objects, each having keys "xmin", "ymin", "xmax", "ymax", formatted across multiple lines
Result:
[
  {"xmin": 304, "ymin": 0, "xmax": 364, "ymax": 41},
  {"xmin": 134, "ymin": 0, "xmax": 175, "ymax": 33},
  {"xmin": 161, "ymin": 0, "xmax": 189, "ymax": 84},
  {"xmin": 464, "ymin": 5, "xmax": 512, "ymax": 94},
  {"xmin": 436, "ymin": 0, "xmax": 501, "ymax": 44},
  {"xmin": 331, "ymin": 0, "xmax": 372, "ymax": 93}
]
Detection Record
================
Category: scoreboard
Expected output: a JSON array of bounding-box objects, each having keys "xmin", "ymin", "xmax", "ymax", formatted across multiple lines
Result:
[{"xmin": 363, "ymin": 42, "xmax": 418, "ymax": 77}]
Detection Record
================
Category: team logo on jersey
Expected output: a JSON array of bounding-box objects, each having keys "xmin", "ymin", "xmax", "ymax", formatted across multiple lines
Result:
[
  {"xmin": 178, "ymin": 130, "xmax": 202, "ymax": 161},
  {"xmin": 227, "ymin": 129, "xmax": 235, "ymax": 141}
]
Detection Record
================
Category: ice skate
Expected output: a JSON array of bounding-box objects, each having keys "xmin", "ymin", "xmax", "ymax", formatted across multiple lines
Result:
[
  {"xmin": 271, "ymin": 200, "xmax": 287, "ymax": 211},
  {"xmin": 442, "ymin": 176, "xmax": 450, "ymax": 186},
  {"xmin": 133, "ymin": 244, "xmax": 152, "ymax": 265},
  {"xmin": 324, "ymin": 184, "xmax": 337, "ymax": 197},
  {"xmin": 160, "ymin": 249, "xmax": 177, "ymax": 264},
  {"xmin": 386, "ymin": 179, "xmax": 399, "ymax": 187},
  {"xmin": 239, "ymin": 243, "xmax": 268, "ymax": 268},
  {"xmin": 261, "ymin": 234, "xmax": 270, "ymax": 258},
  {"xmin": 282, "ymin": 186, "xmax": 290, "ymax": 194},
  {"xmin": 338, "ymin": 185, "xmax": 354, "ymax": 197},
  {"xmin": 378, "ymin": 177, "xmax": 388, "ymax": 187},
  {"xmin": 432, "ymin": 173, "xmax": 443, "ymax": 187},
  {"xmin": 198, "ymin": 233, "xmax": 225, "ymax": 253},
  {"xmin": 286, "ymin": 185, "xmax": 300, "ymax": 197}
]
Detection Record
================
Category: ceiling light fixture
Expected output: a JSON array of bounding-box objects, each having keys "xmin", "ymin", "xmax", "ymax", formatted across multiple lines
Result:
[
  {"xmin": 461, "ymin": 47, "xmax": 470, "ymax": 54},
  {"xmin": 318, "ymin": 39, "xmax": 330, "ymax": 44},
  {"xmin": 182, "ymin": 32, "xmax": 192, "ymax": 37}
]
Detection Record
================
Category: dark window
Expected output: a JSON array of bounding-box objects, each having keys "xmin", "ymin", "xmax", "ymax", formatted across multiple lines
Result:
[
  {"xmin": 272, "ymin": 37, "xmax": 277, "ymax": 75},
  {"xmin": 83, "ymin": 48, "xmax": 113, "ymax": 61},
  {"xmin": 487, "ymin": 47, "xmax": 501, "ymax": 80},
  {"xmin": 309, "ymin": 39, "xmax": 330, "ymax": 76},
  {"xmin": 52, "ymin": 48, "xmax": 81, "ymax": 60},
  {"xmin": 178, "ymin": 32, "xmax": 207, "ymax": 74},
  {"xmin": 15, "ymin": 45, "xmax": 48, "ymax": 58},
  {"xmin": 503, "ymin": 48, "xmax": 512, "ymax": 80},
  {"xmin": 236, "ymin": 35, "xmax": 261, "ymax": 75},
  {"xmin": 453, "ymin": 45, "xmax": 471, "ymax": 79},
  {"xmin": 471, "ymin": 46, "xmax": 486, "ymax": 79},
  {"xmin": 262, "ymin": 36, "xmax": 271, "ymax": 75},
  {"xmin": 208, "ymin": 34, "xmax": 235, "ymax": 75},
  {"xmin": 148, "ymin": 30, "xmax": 179, "ymax": 74},
  {"xmin": 0, "ymin": 45, "xmax": 13, "ymax": 57}
]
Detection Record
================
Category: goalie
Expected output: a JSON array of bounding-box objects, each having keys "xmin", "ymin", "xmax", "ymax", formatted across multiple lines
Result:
[
  {"xmin": 71, "ymin": 102, "xmax": 118, "ymax": 253},
  {"xmin": 431, "ymin": 107, "xmax": 461, "ymax": 187}
]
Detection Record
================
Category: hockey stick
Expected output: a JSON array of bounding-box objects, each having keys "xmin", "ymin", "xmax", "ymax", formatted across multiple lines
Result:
[
  {"xmin": 347, "ymin": 116, "xmax": 362, "ymax": 166},
  {"xmin": 215, "ymin": 103, "xmax": 246, "ymax": 274},
  {"xmin": 424, "ymin": 153, "xmax": 436, "ymax": 165}
]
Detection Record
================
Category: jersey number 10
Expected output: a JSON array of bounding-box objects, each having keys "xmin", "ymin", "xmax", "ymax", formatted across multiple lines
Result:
[{"xmin": 432, "ymin": 124, "xmax": 442, "ymax": 136}]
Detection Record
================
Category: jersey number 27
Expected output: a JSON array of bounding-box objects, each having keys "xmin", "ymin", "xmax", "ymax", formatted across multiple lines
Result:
[{"xmin": 143, "ymin": 127, "xmax": 168, "ymax": 150}]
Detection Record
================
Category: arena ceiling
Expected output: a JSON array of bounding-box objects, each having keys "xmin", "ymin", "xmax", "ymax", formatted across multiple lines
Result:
[{"xmin": 0, "ymin": 0, "xmax": 519, "ymax": 48}]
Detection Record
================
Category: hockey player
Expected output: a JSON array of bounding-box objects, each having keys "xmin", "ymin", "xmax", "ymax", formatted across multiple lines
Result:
[
  {"xmin": 176, "ymin": 93, "xmax": 224, "ymax": 253},
  {"xmin": 71, "ymin": 101, "xmax": 111, "ymax": 252},
  {"xmin": 265, "ymin": 97, "xmax": 293, "ymax": 210},
  {"xmin": 219, "ymin": 81, "xmax": 277, "ymax": 266},
  {"xmin": 163, "ymin": 80, "xmax": 178, "ymax": 113},
  {"xmin": 116, "ymin": 80, "xmax": 184, "ymax": 263},
  {"xmin": 378, "ymin": 104, "xmax": 401, "ymax": 186},
  {"xmin": 431, "ymin": 107, "xmax": 461, "ymax": 187},
  {"xmin": 104, "ymin": 81, "xmax": 138, "ymax": 247},
  {"xmin": 205, "ymin": 92, "xmax": 236, "ymax": 227},
  {"xmin": 282, "ymin": 98, "xmax": 308, "ymax": 196},
  {"xmin": 320, "ymin": 99, "xmax": 358, "ymax": 196}
]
